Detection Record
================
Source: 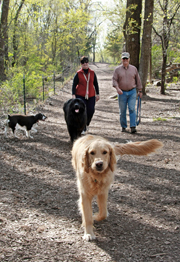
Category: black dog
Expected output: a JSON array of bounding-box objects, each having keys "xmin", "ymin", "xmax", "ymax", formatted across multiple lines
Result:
[
  {"xmin": 63, "ymin": 98, "xmax": 87, "ymax": 142},
  {"xmin": 5, "ymin": 113, "xmax": 47, "ymax": 138}
]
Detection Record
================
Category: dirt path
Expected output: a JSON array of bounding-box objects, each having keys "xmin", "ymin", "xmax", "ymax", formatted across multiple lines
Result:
[{"xmin": 0, "ymin": 63, "xmax": 180, "ymax": 262}]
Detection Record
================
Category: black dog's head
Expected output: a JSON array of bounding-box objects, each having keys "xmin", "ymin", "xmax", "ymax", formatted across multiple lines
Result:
[
  {"xmin": 70, "ymin": 98, "xmax": 86, "ymax": 115},
  {"xmin": 35, "ymin": 113, "xmax": 47, "ymax": 121}
]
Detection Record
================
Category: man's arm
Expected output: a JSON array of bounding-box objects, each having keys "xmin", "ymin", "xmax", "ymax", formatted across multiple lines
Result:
[
  {"xmin": 135, "ymin": 70, "xmax": 143, "ymax": 98},
  {"xmin": 112, "ymin": 69, "xmax": 123, "ymax": 95}
]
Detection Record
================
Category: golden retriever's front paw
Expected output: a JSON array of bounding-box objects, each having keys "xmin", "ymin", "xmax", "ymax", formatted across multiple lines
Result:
[{"xmin": 83, "ymin": 233, "xmax": 96, "ymax": 241}]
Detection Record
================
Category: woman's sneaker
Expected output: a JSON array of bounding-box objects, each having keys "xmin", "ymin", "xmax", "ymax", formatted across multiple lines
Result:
[
  {"xmin": 81, "ymin": 126, "xmax": 89, "ymax": 135},
  {"xmin": 81, "ymin": 130, "xmax": 86, "ymax": 135}
]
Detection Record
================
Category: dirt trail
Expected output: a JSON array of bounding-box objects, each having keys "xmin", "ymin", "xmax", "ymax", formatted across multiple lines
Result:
[{"xmin": 0, "ymin": 63, "xmax": 180, "ymax": 262}]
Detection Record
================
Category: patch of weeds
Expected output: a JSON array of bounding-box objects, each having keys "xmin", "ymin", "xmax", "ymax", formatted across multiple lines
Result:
[{"xmin": 153, "ymin": 117, "xmax": 167, "ymax": 121}]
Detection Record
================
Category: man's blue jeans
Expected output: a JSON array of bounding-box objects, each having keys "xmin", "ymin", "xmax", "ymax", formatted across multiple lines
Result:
[{"xmin": 118, "ymin": 88, "xmax": 137, "ymax": 128}]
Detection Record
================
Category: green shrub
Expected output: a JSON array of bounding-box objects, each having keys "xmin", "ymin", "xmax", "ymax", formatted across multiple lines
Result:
[{"xmin": 173, "ymin": 76, "xmax": 178, "ymax": 83}]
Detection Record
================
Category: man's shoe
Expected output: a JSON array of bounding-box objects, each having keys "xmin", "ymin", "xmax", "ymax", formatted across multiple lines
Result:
[
  {"xmin": 122, "ymin": 127, "xmax": 126, "ymax": 132},
  {"xmin": 131, "ymin": 127, "xmax": 137, "ymax": 134}
]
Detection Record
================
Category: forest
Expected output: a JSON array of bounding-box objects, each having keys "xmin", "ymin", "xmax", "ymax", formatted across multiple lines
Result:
[{"xmin": 0, "ymin": 0, "xmax": 180, "ymax": 113}]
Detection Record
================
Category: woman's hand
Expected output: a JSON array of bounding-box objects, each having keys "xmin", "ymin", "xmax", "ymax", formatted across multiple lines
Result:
[{"xmin": 96, "ymin": 95, "xmax": 100, "ymax": 102}]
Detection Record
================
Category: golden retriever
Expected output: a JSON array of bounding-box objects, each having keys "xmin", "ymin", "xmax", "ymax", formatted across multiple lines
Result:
[{"xmin": 72, "ymin": 135, "xmax": 163, "ymax": 241}]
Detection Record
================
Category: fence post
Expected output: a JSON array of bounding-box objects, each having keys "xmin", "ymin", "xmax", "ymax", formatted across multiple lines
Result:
[
  {"xmin": 42, "ymin": 76, "xmax": 45, "ymax": 101},
  {"xmin": 53, "ymin": 72, "xmax": 55, "ymax": 94},
  {"xmin": 23, "ymin": 74, "xmax": 26, "ymax": 115}
]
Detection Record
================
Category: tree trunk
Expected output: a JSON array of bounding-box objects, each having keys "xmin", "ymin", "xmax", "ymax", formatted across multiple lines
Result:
[
  {"xmin": 123, "ymin": 0, "xmax": 142, "ymax": 69},
  {"xmin": 139, "ymin": 0, "xmax": 154, "ymax": 95},
  {"xmin": 153, "ymin": 1, "xmax": 180, "ymax": 95},
  {"xmin": 93, "ymin": 44, "xmax": 95, "ymax": 62},
  {"xmin": 0, "ymin": 0, "xmax": 10, "ymax": 80},
  {"xmin": 161, "ymin": 51, "xmax": 167, "ymax": 94},
  {"xmin": 92, "ymin": 28, "xmax": 97, "ymax": 63},
  {"xmin": 12, "ymin": 0, "xmax": 25, "ymax": 67},
  {"xmin": 149, "ymin": 41, "xmax": 152, "ymax": 84}
]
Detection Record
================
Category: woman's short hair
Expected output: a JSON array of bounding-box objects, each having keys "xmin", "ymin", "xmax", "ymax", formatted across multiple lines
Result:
[{"xmin": 80, "ymin": 56, "xmax": 89, "ymax": 64}]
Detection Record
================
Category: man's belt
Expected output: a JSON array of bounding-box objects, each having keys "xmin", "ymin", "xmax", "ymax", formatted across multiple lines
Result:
[{"xmin": 121, "ymin": 88, "xmax": 135, "ymax": 92}]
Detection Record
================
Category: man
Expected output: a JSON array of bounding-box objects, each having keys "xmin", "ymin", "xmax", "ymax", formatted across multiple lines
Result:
[
  {"xmin": 112, "ymin": 52, "xmax": 142, "ymax": 133},
  {"xmin": 72, "ymin": 56, "xmax": 100, "ymax": 134}
]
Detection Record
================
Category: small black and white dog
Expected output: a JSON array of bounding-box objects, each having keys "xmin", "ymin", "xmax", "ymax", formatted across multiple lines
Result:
[
  {"xmin": 4, "ymin": 113, "xmax": 47, "ymax": 138},
  {"xmin": 63, "ymin": 98, "xmax": 87, "ymax": 143}
]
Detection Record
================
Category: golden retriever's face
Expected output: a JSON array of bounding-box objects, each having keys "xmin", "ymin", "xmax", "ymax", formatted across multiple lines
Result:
[{"xmin": 85, "ymin": 140, "xmax": 114, "ymax": 173}]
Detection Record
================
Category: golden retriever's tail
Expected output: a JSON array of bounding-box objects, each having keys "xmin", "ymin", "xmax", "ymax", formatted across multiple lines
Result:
[{"xmin": 114, "ymin": 139, "xmax": 163, "ymax": 156}]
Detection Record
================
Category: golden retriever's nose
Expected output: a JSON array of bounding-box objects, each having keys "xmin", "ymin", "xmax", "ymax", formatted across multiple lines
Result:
[{"xmin": 95, "ymin": 160, "xmax": 103, "ymax": 170}]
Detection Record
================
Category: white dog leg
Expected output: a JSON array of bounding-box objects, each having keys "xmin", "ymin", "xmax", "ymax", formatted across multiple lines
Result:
[
  {"xmin": 31, "ymin": 127, "xmax": 37, "ymax": 133},
  {"xmin": 4, "ymin": 126, "xmax": 8, "ymax": 137},
  {"xmin": 14, "ymin": 129, "xmax": 19, "ymax": 138},
  {"xmin": 15, "ymin": 124, "xmax": 26, "ymax": 137},
  {"xmin": 26, "ymin": 130, "xmax": 33, "ymax": 139}
]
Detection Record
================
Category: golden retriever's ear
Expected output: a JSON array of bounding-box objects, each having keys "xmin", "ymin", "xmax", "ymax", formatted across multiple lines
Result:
[
  {"xmin": 83, "ymin": 148, "xmax": 89, "ymax": 173},
  {"xmin": 109, "ymin": 146, "xmax": 116, "ymax": 172}
]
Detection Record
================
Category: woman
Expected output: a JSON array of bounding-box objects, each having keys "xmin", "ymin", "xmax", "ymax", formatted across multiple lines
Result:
[{"xmin": 72, "ymin": 56, "xmax": 100, "ymax": 133}]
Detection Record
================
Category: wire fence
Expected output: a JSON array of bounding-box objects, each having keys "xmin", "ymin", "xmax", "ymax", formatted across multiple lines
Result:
[
  {"xmin": 22, "ymin": 72, "xmax": 62, "ymax": 115},
  {"xmin": 0, "ymin": 63, "xmax": 78, "ymax": 118}
]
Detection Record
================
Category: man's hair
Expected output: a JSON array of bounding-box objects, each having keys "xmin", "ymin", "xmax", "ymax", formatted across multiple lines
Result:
[{"xmin": 80, "ymin": 56, "xmax": 89, "ymax": 64}]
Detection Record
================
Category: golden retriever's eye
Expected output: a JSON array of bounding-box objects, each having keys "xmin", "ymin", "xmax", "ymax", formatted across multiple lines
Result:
[
  {"xmin": 90, "ymin": 151, "xmax": 95, "ymax": 155},
  {"xmin": 103, "ymin": 151, "xmax": 107, "ymax": 155}
]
